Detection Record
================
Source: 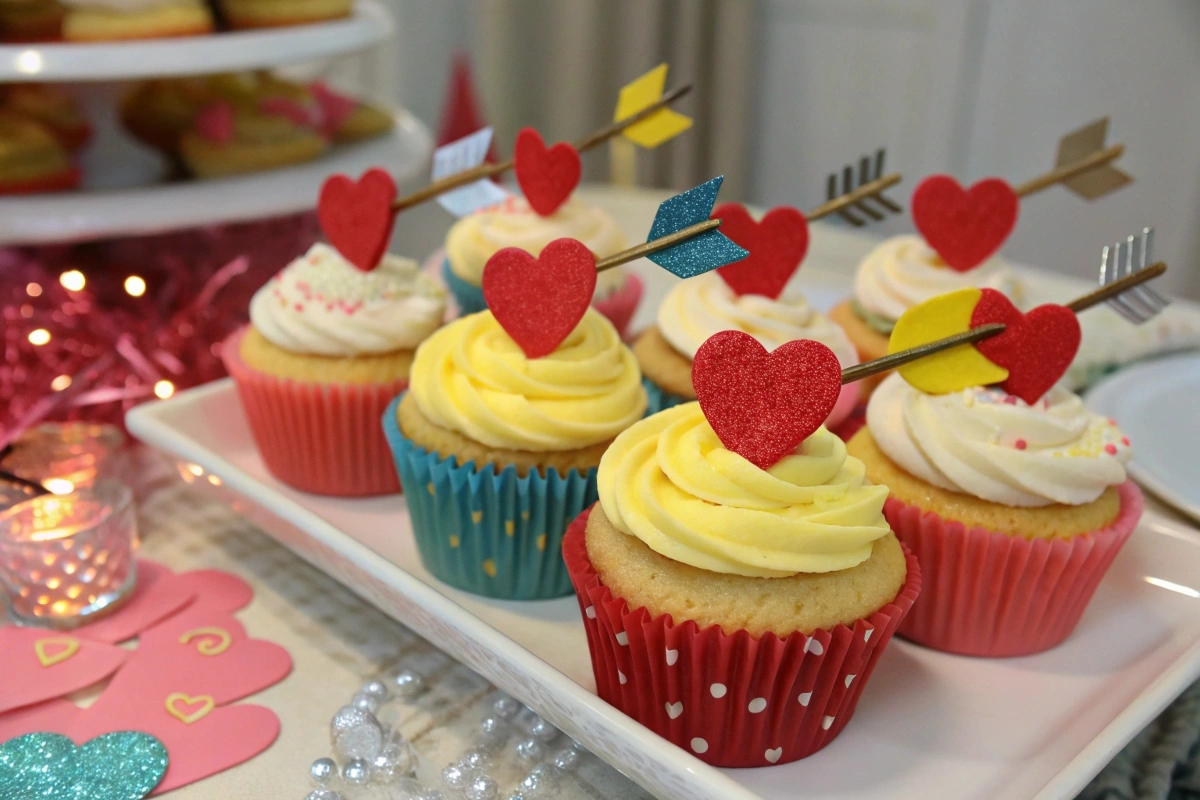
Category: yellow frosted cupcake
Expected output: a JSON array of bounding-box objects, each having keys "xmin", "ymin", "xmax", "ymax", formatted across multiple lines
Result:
[
  {"xmin": 563, "ymin": 401, "xmax": 920, "ymax": 767},
  {"xmin": 224, "ymin": 242, "xmax": 446, "ymax": 497},
  {"xmin": 384, "ymin": 306, "xmax": 647, "ymax": 599}
]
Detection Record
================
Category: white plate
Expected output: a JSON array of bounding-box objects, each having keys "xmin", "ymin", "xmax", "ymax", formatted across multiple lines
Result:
[
  {"xmin": 0, "ymin": 0, "xmax": 392, "ymax": 82},
  {"xmin": 1087, "ymin": 352, "xmax": 1200, "ymax": 524},
  {"xmin": 127, "ymin": 265, "xmax": 1200, "ymax": 800},
  {"xmin": 0, "ymin": 110, "xmax": 432, "ymax": 245}
]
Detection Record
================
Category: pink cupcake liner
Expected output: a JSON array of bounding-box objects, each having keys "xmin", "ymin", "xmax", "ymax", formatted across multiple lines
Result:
[
  {"xmin": 222, "ymin": 327, "xmax": 405, "ymax": 497},
  {"xmin": 563, "ymin": 505, "xmax": 921, "ymax": 767},
  {"xmin": 593, "ymin": 273, "xmax": 644, "ymax": 340},
  {"xmin": 831, "ymin": 405, "xmax": 866, "ymax": 442},
  {"xmin": 826, "ymin": 381, "xmax": 860, "ymax": 431},
  {"xmin": 888, "ymin": 480, "xmax": 1143, "ymax": 657}
]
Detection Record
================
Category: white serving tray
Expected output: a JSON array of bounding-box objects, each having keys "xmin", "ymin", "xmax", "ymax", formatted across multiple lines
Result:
[
  {"xmin": 0, "ymin": 109, "xmax": 431, "ymax": 245},
  {"xmin": 127, "ymin": 262, "xmax": 1200, "ymax": 800},
  {"xmin": 0, "ymin": 0, "xmax": 392, "ymax": 82}
]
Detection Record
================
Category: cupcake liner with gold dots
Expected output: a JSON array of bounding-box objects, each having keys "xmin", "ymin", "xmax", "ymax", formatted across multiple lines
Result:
[{"xmin": 383, "ymin": 394, "xmax": 595, "ymax": 600}]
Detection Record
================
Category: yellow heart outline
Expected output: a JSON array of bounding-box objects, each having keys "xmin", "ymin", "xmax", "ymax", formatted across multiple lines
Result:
[
  {"xmin": 34, "ymin": 637, "xmax": 80, "ymax": 668},
  {"xmin": 178, "ymin": 626, "xmax": 232, "ymax": 657},
  {"xmin": 164, "ymin": 693, "xmax": 215, "ymax": 725},
  {"xmin": 889, "ymin": 288, "xmax": 1009, "ymax": 394}
]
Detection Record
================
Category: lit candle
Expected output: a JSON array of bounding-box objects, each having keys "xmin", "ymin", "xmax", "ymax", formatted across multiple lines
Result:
[
  {"xmin": 1, "ymin": 422, "xmax": 127, "ymax": 496},
  {"xmin": 0, "ymin": 479, "xmax": 137, "ymax": 629}
]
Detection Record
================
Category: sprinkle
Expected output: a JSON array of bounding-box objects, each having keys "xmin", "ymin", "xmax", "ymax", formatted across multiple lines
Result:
[
  {"xmin": 1104, "ymin": 443, "xmax": 1118, "ymax": 455},
  {"xmin": 1014, "ymin": 439, "xmax": 1027, "ymax": 450},
  {"xmin": 1003, "ymin": 395, "xmax": 1018, "ymax": 405},
  {"xmin": 1122, "ymin": 437, "xmax": 1130, "ymax": 446}
]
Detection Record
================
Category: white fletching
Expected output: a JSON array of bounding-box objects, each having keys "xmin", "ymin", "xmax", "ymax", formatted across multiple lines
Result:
[{"xmin": 432, "ymin": 127, "xmax": 509, "ymax": 217}]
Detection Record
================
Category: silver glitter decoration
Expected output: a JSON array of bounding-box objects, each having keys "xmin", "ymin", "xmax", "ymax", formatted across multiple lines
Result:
[
  {"xmin": 460, "ymin": 748, "xmax": 491, "ymax": 770},
  {"xmin": 330, "ymin": 705, "xmax": 378, "ymax": 743},
  {"xmin": 333, "ymin": 719, "xmax": 384, "ymax": 762},
  {"xmin": 361, "ymin": 679, "xmax": 389, "ymax": 702},
  {"xmin": 342, "ymin": 758, "xmax": 370, "ymax": 785},
  {"xmin": 515, "ymin": 738, "xmax": 543, "ymax": 763},
  {"xmin": 476, "ymin": 715, "xmax": 508, "ymax": 752},
  {"xmin": 423, "ymin": 791, "xmax": 446, "ymax": 800},
  {"xmin": 392, "ymin": 776, "xmax": 426, "ymax": 799},
  {"xmin": 505, "ymin": 795, "xmax": 528, "ymax": 800},
  {"xmin": 392, "ymin": 669, "xmax": 424, "ymax": 698},
  {"xmin": 441, "ymin": 763, "xmax": 469, "ymax": 790},
  {"xmin": 305, "ymin": 791, "xmax": 343, "ymax": 800},
  {"xmin": 528, "ymin": 717, "xmax": 558, "ymax": 744},
  {"xmin": 491, "ymin": 695, "xmax": 520, "ymax": 720},
  {"xmin": 371, "ymin": 738, "xmax": 416, "ymax": 782},
  {"xmin": 465, "ymin": 774, "xmax": 499, "ymax": 800},
  {"xmin": 551, "ymin": 747, "xmax": 580, "ymax": 771},
  {"xmin": 350, "ymin": 691, "xmax": 381, "ymax": 713},
  {"xmin": 309, "ymin": 757, "xmax": 336, "ymax": 784},
  {"xmin": 645, "ymin": 176, "xmax": 749, "ymax": 278}
]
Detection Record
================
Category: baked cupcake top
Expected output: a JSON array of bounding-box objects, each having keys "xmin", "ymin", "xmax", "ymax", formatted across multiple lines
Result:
[
  {"xmin": 60, "ymin": 0, "xmax": 194, "ymax": 9},
  {"xmin": 598, "ymin": 402, "xmax": 890, "ymax": 577},
  {"xmin": 657, "ymin": 272, "xmax": 858, "ymax": 367},
  {"xmin": 854, "ymin": 234, "xmax": 1015, "ymax": 326},
  {"xmin": 868, "ymin": 372, "xmax": 1131, "ymax": 507},
  {"xmin": 445, "ymin": 195, "xmax": 627, "ymax": 293},
  {"xmin": 409, "ymin": 307, "xmax": 646, "ymax": 452},
  {"xmin": 249, "ymin": 243, "xmax": 445, "ymax": 357}
]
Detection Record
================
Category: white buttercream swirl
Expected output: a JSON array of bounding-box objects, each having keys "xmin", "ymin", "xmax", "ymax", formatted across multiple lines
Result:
[
  {"xmin": 867, "ymin": 373, "xmax": 1131, "ymax": 507},
  {"xmin": 444, "ymin": 195, "xmax": 628, "ymax": 296},
  {"xmin": 250, "ymin": 243, "xmax": 446, "ymax": 357},
  {"xmin": 855, "ymin": 234, "xmax": 1015, "ymax": 322},
  {"xmin": 656, "ymin": 272, "xmax": 859, "ymax": 366}
]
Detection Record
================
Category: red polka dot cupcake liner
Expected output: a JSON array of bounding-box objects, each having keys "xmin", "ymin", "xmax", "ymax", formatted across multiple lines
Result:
[
  {"xmin": 222, "ymin": 327, "xmax": 405, "ymax": 497},
  {"xmin": 887, "ymin": 480, "xmax": 1143, "ymax": 657},
  {"xmin": 562, "ymin": 506, "xmax": 922, "ymax": 767}
]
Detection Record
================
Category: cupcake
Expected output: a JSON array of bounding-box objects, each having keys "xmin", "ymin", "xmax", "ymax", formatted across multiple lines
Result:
[
  {"xmin": 828, "ymin": 233, "xmax": 1018, "ymax": 395},
  {"xmin": 224, "ymin": 242, "xmax": 446, "ymax": 497},
  {"xmin": 563, "ymin": 399, "xmax": 920, "ymax": 766},
  {"xmin": 383, "ymin": 305, "xmax": 646, "ymax": 599},
  {"xmin": 2, "ymin": 84, "xmax": 90, "ymax": 152},
  {"xmin": 847, "ymin": 372, "xmax": 1141, "ymax": 656},
  {"xmin": 441, "ymin": 196, "xmax": 643, "ymax": 336},
  {"xmin": 218, "ymin": 0, "xmax": 351, "ymax": 28},
  {"xmin": 0, "ymin": 0, "xmax": 65, "ymax": 42},
  {"xmin": 120, "ymin": 78, "xmax": 211, "ymax": 155},
  {"xmin": 61, "ymin": 0, "xmax": 213, "ymax": 41},
  {"xmin": 179, "ymin": 98, "xmax": 326, "ymax": 178},
  {"xmin": 0, "ymin": 112, "xmax": 79, "ymax": 195}
]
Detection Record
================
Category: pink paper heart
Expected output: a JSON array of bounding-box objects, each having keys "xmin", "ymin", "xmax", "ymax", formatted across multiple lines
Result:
[
  {"xmin": 170, "ymin": 569, "xmax": 254, "ymax": 614},
  {"xmin": 0, "ymin": 629, "xmax": 128, "ymax": 714},
  {"xmin": 0, "ymin": 699, "xmax": 80, "ymax": 742},
  {"xmin": 77, "ymin": 560, "xmax": 195, "ymax": 644}
]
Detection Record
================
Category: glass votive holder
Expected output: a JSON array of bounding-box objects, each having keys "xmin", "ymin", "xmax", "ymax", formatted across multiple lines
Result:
[{"xmin": 0, "ymin": 479, "xmax": 138, "ymax": 629}]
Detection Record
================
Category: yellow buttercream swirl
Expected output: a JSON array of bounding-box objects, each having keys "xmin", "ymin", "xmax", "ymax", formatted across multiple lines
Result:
[
  {"xmin": 410, "ymin": 307, "xmax": 647, "ymax": 452},
  {"xmin": 598, "ymin": 403, "xmax": 891, "ymax": 577}
]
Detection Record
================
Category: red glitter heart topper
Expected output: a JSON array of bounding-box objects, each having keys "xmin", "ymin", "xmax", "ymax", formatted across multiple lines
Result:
[
  {"xmin": 481, "ymin": 238, "xmax": 597, "ymax": 359},
  {"xmin": 692, "ymin": 330, "xmax": 842, "ymax": 470},
  {"xmin": 513, "ymin": 128, "xmax": 582, "ymax": 217},
  {"xmin": 970, "ymin": 289, "xmax": 1081, "ymax": 404},
  {"xmin": 317, "ymin": 168, "xmax": 397, "ymax": 271},
  {"xmin": 710, "ymin": 203, "xmax": 809, "ymax": 300},
  {"xmin": 911, "ymin": 175, "xmax": 1019, "ymax": 272}
]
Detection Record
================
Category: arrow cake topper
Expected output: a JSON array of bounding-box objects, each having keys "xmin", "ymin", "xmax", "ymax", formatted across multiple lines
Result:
[
  {"xmin": 689, "ymin": 242, "xmax": 1166, "ymax": 469},
  {"xmin": 910, "ymin": 117, "xmax": 1131, "ymax": 272},
  {"xmin": 482, "ymin": 177, "xmax": 747, "ymax": 358}
]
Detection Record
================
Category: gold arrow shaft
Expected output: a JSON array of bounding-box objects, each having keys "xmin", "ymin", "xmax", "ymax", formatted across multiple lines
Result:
[{"xmin": 1013, "ymin": 144, "xmax": 1124, "ymax": 198}]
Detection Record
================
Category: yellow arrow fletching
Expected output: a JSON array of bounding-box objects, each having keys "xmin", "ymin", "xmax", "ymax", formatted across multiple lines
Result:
[
  {"xmin": 889, "ymin": 288, "xmax": 1009, "ymax": 394},
  {"xmin": 614, "ymin": 63, "xmax": 693, "ymax": 148}
]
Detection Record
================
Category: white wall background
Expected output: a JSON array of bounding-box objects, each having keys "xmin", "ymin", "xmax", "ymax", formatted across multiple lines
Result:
[{"xmin": 332, "ymin": 0, "xmax": 1200, "ymax": 298}]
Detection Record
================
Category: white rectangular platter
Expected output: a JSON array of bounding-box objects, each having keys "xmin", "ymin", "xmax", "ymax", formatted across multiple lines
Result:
[{"xmin": 128, "ymin": 359, "xmax": 1200, "ymax": 800}]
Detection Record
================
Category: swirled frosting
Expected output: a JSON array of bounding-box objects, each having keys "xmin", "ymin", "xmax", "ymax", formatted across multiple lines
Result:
[
  {"xmin": 855, "ymin": 235, "xmax": 1015, "ymax": 322},
  {"xmin": 249, "ymin": 243, "xmax": 446, "ymax": 357},
  {"xmin": 657, "ymin": 272, "xmax": 859, "ymax": 366},
  {"xmin": 598, "ymin": 403, "xmax": 891, "ymax": 577},
  {"xmin": 410, "ymin": 308, "xmax": 646, "ymax": 452},
  {"xmin": 868, "ymin": 373, "xmax": 1131, "ymax": 507},
  {"xmin": 445, "ymin": 195, "xmax": 628, "ymax": 296}
]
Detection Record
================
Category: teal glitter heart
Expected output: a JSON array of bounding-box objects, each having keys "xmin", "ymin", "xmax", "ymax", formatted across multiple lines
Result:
[{"xmin": 0, "ymin": 732, "xmax": 168, "ymax": 800}]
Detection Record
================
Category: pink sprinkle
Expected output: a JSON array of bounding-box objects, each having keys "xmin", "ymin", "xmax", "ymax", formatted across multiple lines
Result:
[
  {"xmin": 1015, "ymin": 439, "xmax": 1027, "ymax": 450},
  {"xmin": 326, "ymin": 303, "xmax": 334, "ymax": 311},
  {"xmin": 294, "ymin": 303, "xmax": 304, "ymax": 312},
  {"xmin": 1121, "ymin": 437, "xmax": 1130, "ymax": 446},
  {"xmin": 1003, "ymin": 395, "xmax": 1018, "ymax": 405},
  {"xmin": 1108, "ymin": 418, "xmax": 1117, "ymax": 426},
  {"xmin": 1104, "ymin": 444, "xmax": 1118, "ymax": 455}
]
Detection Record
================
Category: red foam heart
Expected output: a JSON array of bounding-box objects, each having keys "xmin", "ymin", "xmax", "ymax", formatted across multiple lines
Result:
[
  {"xmin": 513, "ymin": 127, "xmax": 581, "ymax": 216},
  {"xmin": 317, "ymin": 168, "xmax": 396, "ymax": 271},
  {"xmin": 692, "ymin": 331, "xmax": 842, "ymax": 470},
  {"xmin": 482, "ymin": 238, "xmax": 597, "ymax": 358},
  {"xmin": 970, "ymin": 288, "xmax": 1081, "ymax": 404},
  {"xmin": 711, "ymin": 203, "xmax": 809, "ymax": 299},
  {"xmin": 911, "ymin": 175, "xmax": 1019, "ymax": 272}
]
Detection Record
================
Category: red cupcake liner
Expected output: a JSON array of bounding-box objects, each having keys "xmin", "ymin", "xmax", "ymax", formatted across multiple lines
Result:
[
  {"xmin": 222, "ymin": 326, "xmax": 405, "ymax": 497},
  {"xmin": 888, "ymin": 480, "xmax": 1143, "ymax": 657},
  {"xmin": 563, "ymin": 506, "xmax": 921, "ymax": 767},
  {"xmin": 593, "ymin": 273, "xmax": 644, "ymax": 340},
  {"xmin": 831, "ymin": 404, "xmax": 866, "ymax": 442}
]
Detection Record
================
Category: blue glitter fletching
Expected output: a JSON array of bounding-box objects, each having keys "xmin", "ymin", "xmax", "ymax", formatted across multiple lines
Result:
[
  {"xmin": 0, "ymin": 731, "xmax": 168, "ymax": 800},
  {"xmin": 646, "ymin": 176, "xmax": 749, "ymax": 279}
]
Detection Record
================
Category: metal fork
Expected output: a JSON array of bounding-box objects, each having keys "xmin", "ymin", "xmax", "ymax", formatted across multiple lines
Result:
[
  {"xmin": 824, "ymin": 149, "xmax": 902, "ymax": 226},
  {"xmin": 1100, "ymin": 228, "xmax": 1170, "ymax": 323}
]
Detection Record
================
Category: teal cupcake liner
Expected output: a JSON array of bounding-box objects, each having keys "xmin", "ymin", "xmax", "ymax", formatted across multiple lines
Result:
[
  {"xmin": 442, "ymin": 258, "xmax": 487, "ymax": 315},
  {"xmin": 382, "ymin": 394, "xmax": 596, "ymax": 600},
  {"xmin": 643, "ymin": 377, "xmax": 690, "ymax": 416}
]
